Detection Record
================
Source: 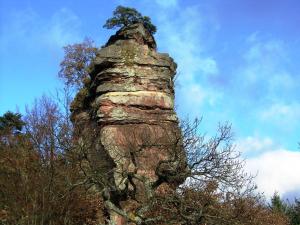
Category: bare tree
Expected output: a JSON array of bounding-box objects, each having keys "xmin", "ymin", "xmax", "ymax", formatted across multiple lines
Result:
[
  {"xmin": 24, "ymin": 95, "xmax": 72, "ymax": 162},
  {"xmin": 70, "ymin": 116, "xmax": 265, "ymax": 225}
]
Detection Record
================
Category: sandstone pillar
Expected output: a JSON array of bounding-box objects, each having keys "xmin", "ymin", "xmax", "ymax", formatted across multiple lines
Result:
[{"xmin": 71, "ymin": 23, "xmax": 187, "ymax": 225}]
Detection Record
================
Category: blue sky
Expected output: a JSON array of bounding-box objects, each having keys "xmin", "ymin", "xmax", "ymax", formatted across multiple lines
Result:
[{"xmin": 1, "ymin": 0, "xmax": 300, "ymax": 199}]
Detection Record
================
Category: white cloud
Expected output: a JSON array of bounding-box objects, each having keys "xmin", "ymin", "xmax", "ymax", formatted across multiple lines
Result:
[
  {"xmin": 259, "ymin": 102, "xmax": 300, "ymax": 130},
  {"xmin": 155, "ymin": 6, "xmax": 221, "ymax": 117},
  {"xmin": 0, "ymin": 8, "xmax": 38, "ymax": 51},
  {"xmin": 240, "ymin": 37, "xmax": 286, "ymax": 85},
  {"xmin": 244, "ymin": 36, "xmax": 286, "ymax": 63},
  {"xmin": 236, "ymin": 136, "xmax": 275, "ymax": 154},
  {"xmin": 186, "ymin": 84, "xmax": 206, "ymax": 105},
  {"xmin": 246, "ymin": 149, "xmax": 300, "ymax": 198},
  {"xmin": 0, "ymin": 7, "xmax": 81, "ymax": 52},
  {"xmin": 237, "ymin": 136, "xmax": 300, "ymax": 199},
  {"xmin": 269, "ymin": 71, "xmax": 295, "ymax": 90},
  {"xmin": 198, "ymin": 58, "xmax": 219, "ymax": 75},
  {"xmin": 261, "ymin": 102, "xmax": 300, "ymax": 119},
  {"xmin": 155, "ymin": 0, "xmax": 178, "ymax": 7},
  {"xmin": 157, "ymin": 6, "xmax": 219, "ymax": 72},
  {"xmin": 177, "ymin": 82, "xmax": 220, "ymax": 107},
  {"xmin": 236, "ymin": 34, "xmax": 296, "ymax": 97},
  {"xmin": 232, "ymin": 33, "xmax": 300, "ymax": 126},
  {"xmin": 46, "ymin": 8, "xmax": 82, "ymax": 47}
]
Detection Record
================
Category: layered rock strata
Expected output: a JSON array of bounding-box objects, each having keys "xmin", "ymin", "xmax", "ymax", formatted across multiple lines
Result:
[{"xmin": 71, "ymin": 23, "xmax": 187, "ymax": 224}]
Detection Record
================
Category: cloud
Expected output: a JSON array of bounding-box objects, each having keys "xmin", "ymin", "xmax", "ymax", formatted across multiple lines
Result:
[
  {"xmin": 233, "ymin": 36, "xmax": 300, "ymax": 195},
  {"xmin": 0, "ymin": 7, "xmax": 81, "ymax": 52},
  {"xmin": 0, "ymin": 7, "xmax": 82, "ymax": 115},
  {"xmin": 245, "ymin": 149, "xmax": 300, "ymax": 198},
  {"xmin": 236, "ymin": 136, "xmax": 275, "ymax": 155},
  {"xmin": 244, "ymin": 33, "xmax": 286, "ymax": 63},
  {"xmin": 175, "ymin": 82, "xmax": 218, "ymax": 119},
  {"xmin": 154, "ymin": 5, "xmax": 221, "ymax": 117},
  {"xmin": 46, "ymin": 8, "xmax": 82, "ymax": 47},
  {"xmin": 259, "ymin": 102, "xmax": 300, "ymax": 130},
  {"xmin": 260, "ymin": 103, "xmax": 300, "ymax": 120},
  {"xmin": 240, "ymin": 36, "xmax": 287, "ymax": 89},
  {"xmin": 237, "ymin": 136, "xmax": 300, "ymax": 199},
  {"xmin": 236, "ymin": 33, "xmax": 299, "ymax": 102},
  {"xmin": 155, "ymin": 0, "xmax": 178, "ymax": 8},
  {"xmin": 0, "ymin": 8, "xmax": 38, "ymax": 51},
  {"xmin": 226, "ymin": 33, "xmax": 300, "ymax": 135}
]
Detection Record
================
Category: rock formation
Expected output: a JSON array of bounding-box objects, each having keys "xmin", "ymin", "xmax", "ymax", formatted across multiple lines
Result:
[{"xmin": 71, "ymin": 23, "xmax": 188, "ymax": 225}]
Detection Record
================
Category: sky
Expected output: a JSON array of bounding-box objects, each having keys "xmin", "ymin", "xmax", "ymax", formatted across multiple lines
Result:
[{"xmin": 1, "ymin": 0, "xmax": 300, "ymax": 200}]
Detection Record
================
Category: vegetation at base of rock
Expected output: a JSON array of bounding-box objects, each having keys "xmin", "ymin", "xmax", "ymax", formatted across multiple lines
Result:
[
  {"xmin": 103, "ymin": 5, "xmax": 157, "ymax": 35},
  {"xmin": 1, "ymin": 108, "xmax": 295, "ymax": 225},
  {"xmin": 0, "ymin": 96, "xmax": 104, "ymax": 225}
]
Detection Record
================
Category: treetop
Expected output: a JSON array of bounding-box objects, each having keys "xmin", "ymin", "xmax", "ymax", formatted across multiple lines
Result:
[{"xmin": 103, "ymin": 5, "xmax": 157, "ymax": 35}]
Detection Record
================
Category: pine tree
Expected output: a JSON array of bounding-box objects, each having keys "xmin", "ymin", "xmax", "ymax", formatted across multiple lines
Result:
[{"xmin": 103, "ymin": 5, "xmax": 157, "ymax": 35}]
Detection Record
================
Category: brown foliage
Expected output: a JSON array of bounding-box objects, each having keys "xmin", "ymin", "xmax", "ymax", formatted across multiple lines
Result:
[
  {"xmin": 70, "ymin": 115, "xmax": 289, "ymax": 225},
  {"xmin": 0, "ymin": 102, "xmax": 289, "ymax": 225},
  {"xmin": 0, "ymin": 96, "xmax": 105, "ymax": 225},
  {"xmin": 59, "ymin": 38, "xmax": 97, "ymax": 91},
  {"xmin": 140, "ymin": 182, "xmax": 289, "ymax": 225}
]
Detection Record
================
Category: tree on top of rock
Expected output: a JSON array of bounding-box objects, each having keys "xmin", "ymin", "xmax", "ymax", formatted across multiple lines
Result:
[{"xmin": 103, "ymin": 5, "xmax": 157, "ymax": 35}]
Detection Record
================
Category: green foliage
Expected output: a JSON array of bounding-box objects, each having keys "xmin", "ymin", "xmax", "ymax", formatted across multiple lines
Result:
[
  {"xmin": 0, "ymin": 111, "xmax": 25, "ymax": 134},
  {"xmin": 269, "ymin": 192, "xmax": 300, "ymax": 225},
  {"xmin": 288, "ymin": 198, "xmax": 300, "ymax": 225},
  {"xmin": 270, "ymin": 192, "xmax": 288, "ymax": 214},
  {"xmin": 103, "ymin": 5, "xmax": 157, "ymax": 35},
  {"xmin": 282, "ymin": 198, "xmax": 300, "ymax": 225}
]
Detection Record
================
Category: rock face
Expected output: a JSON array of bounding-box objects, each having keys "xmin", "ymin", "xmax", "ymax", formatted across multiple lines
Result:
[{"xmin": 71, "ymin": 23, "xmax": 188, "ymax": 224}]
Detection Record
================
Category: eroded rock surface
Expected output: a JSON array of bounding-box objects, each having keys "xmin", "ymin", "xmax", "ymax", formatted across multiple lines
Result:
[{"xmin": 71, "ymin": 23, "xmax": 187, "ymax": 225}]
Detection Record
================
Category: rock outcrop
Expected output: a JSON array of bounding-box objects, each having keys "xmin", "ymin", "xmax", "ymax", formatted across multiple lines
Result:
[{"xmin": 71, "ymin": 23, "xmax": 188, "ymax": 225}]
